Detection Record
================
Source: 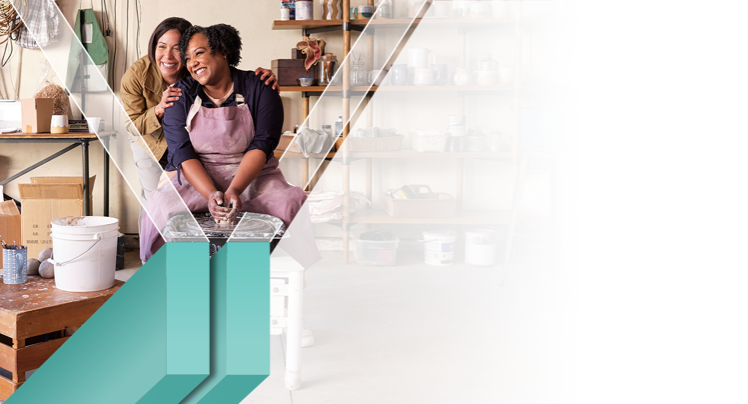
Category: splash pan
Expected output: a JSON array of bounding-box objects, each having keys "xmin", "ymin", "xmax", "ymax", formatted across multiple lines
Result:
[{"xmin": 164, "ymin": 212, "xmax": 286, "ymax": 241}]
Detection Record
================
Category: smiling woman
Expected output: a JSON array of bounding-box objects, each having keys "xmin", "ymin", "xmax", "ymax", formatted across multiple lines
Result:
[
  {"xmin": 138, "ymin": 23, "xmax": 321, "ymax": 269},
  {"xmin": 119, "ymin": 17, "xmax": 279, "ymax": 240}
]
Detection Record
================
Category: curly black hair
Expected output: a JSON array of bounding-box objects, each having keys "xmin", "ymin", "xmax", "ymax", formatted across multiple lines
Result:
[{"xmin": 178, "ymin": 24, "xmax": 243, "ymax": 67}]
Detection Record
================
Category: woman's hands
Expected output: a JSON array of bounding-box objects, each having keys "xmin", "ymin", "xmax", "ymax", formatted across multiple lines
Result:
[
  {"xmin": 223, "ymin": 188, "xmax": 243, "ymax": 222},
  {"xmin": 155, "ymin": 85, "xmax": 182, "ymax": 119},
  {"xmin": 254, "ymin": 67, "xmax": 280, "ymax": 92},
  {"xmin": 208, "ymin": 189, "xmax": 242, "ymax": 224}
]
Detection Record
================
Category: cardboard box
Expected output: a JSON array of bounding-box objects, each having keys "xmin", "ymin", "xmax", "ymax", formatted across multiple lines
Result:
[
  {"xmin": 19, "ymin": 177, "xmax": 96, "ymax": 258},
  {"xmin": 21, "ymin": 98, "xmax": 54, "ymax": 133},
  {"xmin": 0, "ymin": 200, "xmax": 21, "ymax": 269}
]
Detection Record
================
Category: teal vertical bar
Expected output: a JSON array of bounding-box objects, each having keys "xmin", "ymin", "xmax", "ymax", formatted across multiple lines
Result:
[
  {"xmin": 227, "ymin": 242, "xmax": 270, "ymax": 376},
  {"xmin": 182, "ymin": 242, "xmax": 270, "ymax": 404},
  {"xmin": 167, "ymin": 243, "xmax": 210, "ymax": 374}
]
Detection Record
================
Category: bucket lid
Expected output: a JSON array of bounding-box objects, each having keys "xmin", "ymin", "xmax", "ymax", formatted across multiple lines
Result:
[
  {"xmin": 51, "ymin": 216, "xmax": 119, "ymax": 227},
  {"xmin": 423, "ymin": 229, "xmax": 456, "ymax": 238},
  {"xmin": 51, "ymin": 216, "xmax": 119, "ymax": 234}
]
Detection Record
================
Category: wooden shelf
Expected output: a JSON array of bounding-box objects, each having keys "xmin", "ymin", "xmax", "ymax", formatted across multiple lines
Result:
[
  {"xmin": 348, "ymin": 149, "xmax": 510, "ymax": 159},
  {"xmin": 275, "ymin": 149, "xmax": 509, "ymax": 160},
  {"xmin": 272, "ymin": 17, "xmax": 515, "ymax": 31},
  {"xmin": 275, "ymin": 151, "xmax": 336, "ymax": 159},
  {"xmin": 358, "ymin": 17, "xmax": 515, "ymax": 27},
  {"xmin": 279, "ymin": 85, "xmax": 513, "ymax": 93},
  {"xmin": 340, "ymin": 209, "xmax": 512, "ymax": 225},
  {"xmin": 0, "ymin": 132, "xmax": 98, "ymax": 139},
  {"xmin": 377, "ymin": 85, "xmax": 513, "ymax": 92},
  {"xmin": 272, "ymin": 19, "xmax": 346, "ymax": 30},
  {"xmin": 279, "ymin": 86, "xmax": 377, "ymax": 92}
]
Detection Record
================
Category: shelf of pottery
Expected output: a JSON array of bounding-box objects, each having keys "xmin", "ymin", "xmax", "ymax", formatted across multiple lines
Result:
[{"xmin": 274, "ymin": 0, "xmax": 529, "ymax": 264}]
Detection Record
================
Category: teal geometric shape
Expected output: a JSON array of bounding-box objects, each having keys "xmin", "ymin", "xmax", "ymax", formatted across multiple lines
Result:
[
  {"xmin": 181, "ymin": 242, "xmax": 270, "ymax": 403},
  {"xmin": 6, "ymin": 242, "xmax": 210, "ymax": 404}
]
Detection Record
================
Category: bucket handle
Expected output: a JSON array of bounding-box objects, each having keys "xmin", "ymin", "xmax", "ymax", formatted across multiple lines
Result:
[{"xmin": 49, "ymin": 233, "xmax": 103, "ymax": 267}]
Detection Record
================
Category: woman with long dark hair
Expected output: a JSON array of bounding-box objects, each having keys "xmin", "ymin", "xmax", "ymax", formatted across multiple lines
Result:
[
  {"xmin": 120, "ymin": 17, "xmax": 277, "ymax": 226},
  {"xmin": 139, "ymin": 23, "xmax": 320, "ymax": 268}
]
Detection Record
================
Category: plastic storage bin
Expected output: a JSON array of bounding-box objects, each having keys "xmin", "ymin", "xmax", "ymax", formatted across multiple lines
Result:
[{"xmin": 354, "ymin": 231, "xmax": 399, "ymax": 266}]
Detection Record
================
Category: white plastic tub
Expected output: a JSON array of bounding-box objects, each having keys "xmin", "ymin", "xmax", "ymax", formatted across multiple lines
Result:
[
  {"xmin": 422, "ymin": 229, "xmax": 456, "ymax": 266},
  {"xmin": 50, "ymin": 216, "xmax": 119, "ymax": 292},
  {"xmin": 465, "ymin": 229, "xmax": 497, "ymax": 266}
]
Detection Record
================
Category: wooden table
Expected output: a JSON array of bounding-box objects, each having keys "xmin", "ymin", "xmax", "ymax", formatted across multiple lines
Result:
[
  {"xmin": 0, "ymin": 132, "xmax": 115, "ymax": 216},
  {"xmin": 0, "ymin": 276, "xmax": 122, "ymax": 400}
]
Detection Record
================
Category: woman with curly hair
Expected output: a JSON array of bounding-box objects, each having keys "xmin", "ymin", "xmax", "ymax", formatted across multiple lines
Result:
[
  {"xmin": 121, "ymin": 17, "xmax": 277, "ymax": 235},
  {"xmin": 140, "ymin": 23, "xmax": 321, "ymax": 268}
]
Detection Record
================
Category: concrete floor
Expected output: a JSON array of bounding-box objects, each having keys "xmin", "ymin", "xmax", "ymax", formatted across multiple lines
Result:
[{"xmin": 241, "ymin": 247, "xmax": 572, "ymax": 404}]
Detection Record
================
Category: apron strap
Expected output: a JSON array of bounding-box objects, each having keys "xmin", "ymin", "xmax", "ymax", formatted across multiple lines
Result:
[
  {"xmin": 185, "ymin": 95, "xmax": 203, "ymax": 133},
  {"xmin": 177, "ymin": 95, "xmax": 203, "ymax": 185}
]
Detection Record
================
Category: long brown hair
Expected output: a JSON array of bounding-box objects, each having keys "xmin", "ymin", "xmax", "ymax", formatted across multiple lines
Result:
[{"xmin": 147, "ymin": 17, "xmax": 192, "ymax": 68}]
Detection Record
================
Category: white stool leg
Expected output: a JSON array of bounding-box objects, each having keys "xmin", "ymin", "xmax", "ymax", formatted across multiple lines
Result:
[
  {"xmin": 302, "ymin": 320, "xmax": 315, "ymax": 348},
  {"xmin": 285, "ymin": 270, "xmax": 304, "ymax": 390}
]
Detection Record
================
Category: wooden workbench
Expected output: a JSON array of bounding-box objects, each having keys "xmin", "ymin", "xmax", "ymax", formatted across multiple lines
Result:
[
  {"xmin": 0, "ymin": 132, "xmax": 116, "ymax": 216},
  {"xmin": 0, "ymin": 276, "xmax": 122, "ymax": 400}
]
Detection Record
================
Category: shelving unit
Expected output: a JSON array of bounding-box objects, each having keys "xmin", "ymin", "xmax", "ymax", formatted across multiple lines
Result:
[{"xmin": 274, "ymin": 1, "xmax": 523, "ymax": 264}]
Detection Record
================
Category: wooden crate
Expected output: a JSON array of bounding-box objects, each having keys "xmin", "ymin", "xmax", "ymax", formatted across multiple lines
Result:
[
  {"xmin": 0, "ymin": 276, "xmax": 122, "ymax": 400},
  {"xmin": 271, "ymin": 59, "xmax": 320, "ymax": 86}
]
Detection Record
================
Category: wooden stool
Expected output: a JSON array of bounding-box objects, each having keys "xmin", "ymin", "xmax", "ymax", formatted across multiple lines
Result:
[{"xmin": 0, "ymin": 276, "xmax": 122, "ymax": 400}]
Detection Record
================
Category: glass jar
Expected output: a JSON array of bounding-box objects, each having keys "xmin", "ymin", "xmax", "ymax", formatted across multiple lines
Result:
[
  {"xmin": 479, "ymin": 53, "xmax": 499, "ymax": 72},
  {"xmin": 352, "ymin": 59, "xmax": 368, "ymax": 86},
  {"xmin": 319, "ymin": 53, "xmax": 337, "ymax": 85}
]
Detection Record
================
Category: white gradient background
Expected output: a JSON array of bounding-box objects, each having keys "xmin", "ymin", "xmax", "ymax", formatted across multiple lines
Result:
[{"xmin": 573, "ymin": 1, "xmax": 748, "ymax": 403}]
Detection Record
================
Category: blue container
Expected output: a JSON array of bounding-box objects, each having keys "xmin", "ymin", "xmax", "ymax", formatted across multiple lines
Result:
[{"xmin": 3, "ymin": 245, "xmax": 28, "ymax": 284}]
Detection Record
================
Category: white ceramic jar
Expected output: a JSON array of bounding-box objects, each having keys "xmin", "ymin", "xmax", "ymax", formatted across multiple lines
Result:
[{"xmin": 50, "ymin": 115, "xmax": 69, "ymax": 134}]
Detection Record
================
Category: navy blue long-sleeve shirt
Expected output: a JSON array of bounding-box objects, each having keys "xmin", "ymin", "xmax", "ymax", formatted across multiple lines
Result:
[{"xmin": 163, "ymin": 67, "xmax": 284, "ymax": 172}]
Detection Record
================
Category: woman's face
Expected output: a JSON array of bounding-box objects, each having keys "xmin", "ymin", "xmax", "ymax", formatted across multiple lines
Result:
[
  {"xmin": 184, "ymin": 33, "xmax": 227, "ymax": 87},
  {"xmin": 156, "ymin": 30, "xmax": 182, "ymax": 84}
]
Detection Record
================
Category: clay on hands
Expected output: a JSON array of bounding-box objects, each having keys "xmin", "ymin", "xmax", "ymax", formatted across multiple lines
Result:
[{"xmin": 208, "ymin": 191, "xmax": 233, "ymax": 224}]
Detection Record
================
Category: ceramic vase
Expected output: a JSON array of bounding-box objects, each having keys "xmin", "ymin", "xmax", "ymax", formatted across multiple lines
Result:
[{"xmin": 321, "ymin": 0, "xmax": 342, "ymax": 19}]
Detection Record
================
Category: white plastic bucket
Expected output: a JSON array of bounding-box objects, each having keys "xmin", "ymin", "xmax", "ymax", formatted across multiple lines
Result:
[
  {"xmin": 465, "ymin": 229, "xmax": 497, "ymax": 266},
  {"xmin": 50, "ymin": 216, "xmax": 120, "ymax": 292},
  {"xmin": 422, "ymin": 229, "xmax": 456, "ymax": 266}
]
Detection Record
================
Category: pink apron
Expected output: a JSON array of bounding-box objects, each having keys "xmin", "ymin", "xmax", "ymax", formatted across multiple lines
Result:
[{"xmin": 140, "ymin": 96, "xmax": 321, "ymax": 268}]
